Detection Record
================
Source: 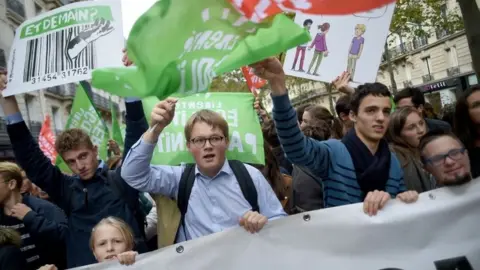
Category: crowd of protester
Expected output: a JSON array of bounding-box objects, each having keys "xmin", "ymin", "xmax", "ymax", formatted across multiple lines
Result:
[{"xmin": 0, "ymin": 53, "xmax": 477, "ymax": 269}]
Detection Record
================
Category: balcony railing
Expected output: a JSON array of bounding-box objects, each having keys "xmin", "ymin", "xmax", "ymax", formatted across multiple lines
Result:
[
  {"xmin": 446, "ymin": 66, "xmax": 460, "ymax": 77},
  {"xmin": 403, "ymin": 80, "xmax": 413, "ymax": 88},
  {"xmin": 436, "ymin": 28, "xmax": 452, "ymax": 40},
  {"xmin": 422, "ymin": 74, "xmax": 434, "ymax": 83},
  {"xmin": 6, "ymin": 0, "xmax": 26, "ymax": 19},
  {"xmin": 0, "ymin": 49, "xmax": 5, "ymax": 68},
  {"xmin": 382, "ymin": 37, "xmax": 429, "ymax": 62},
  {"xmin": 413, "ymin": 36, "xmax": 428, "ymax": 50},
  {"xmin": 46, "ymin": 85, "xmax": 120, "ymax": 112}
]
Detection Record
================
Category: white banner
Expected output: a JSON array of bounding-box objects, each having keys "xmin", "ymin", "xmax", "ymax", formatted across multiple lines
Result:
[
  {"xmin": 74, "ymin": 180, "xmax": 480, "ymax": 270},
  {"xmin": 4, "ymin": 0, "xmax": 124, "ymax": 96}
]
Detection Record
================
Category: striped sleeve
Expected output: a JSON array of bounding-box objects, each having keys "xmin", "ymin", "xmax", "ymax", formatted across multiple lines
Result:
[{"xmin": 271, "ymin": 93, "xmax": 330, "ymax": 178}]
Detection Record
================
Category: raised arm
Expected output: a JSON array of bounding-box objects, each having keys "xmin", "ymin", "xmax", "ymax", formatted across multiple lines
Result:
[
  {"xmin": 0, "ymin": 74, "xmax": 68, "ymax": 206},
  {"xmin": 249, "ymin": 58, "xmax": 331, "ymax": 178},
  {"xmin": 22, "ymin": 198, "xmax": 68, "ymax": 244},
  {"xmin": 121, "ymin": 98, "xmax": 183, "ymax": 197}
]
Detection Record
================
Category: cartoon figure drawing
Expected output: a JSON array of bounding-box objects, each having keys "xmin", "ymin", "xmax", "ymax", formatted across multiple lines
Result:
[
  {"xmin": 307, "ymin": 23, "xmax": 330, "ymax": 76},
  {"xmin": 67, "ymin": 18, "xmax": 114, "ymax": 61},
  {"xmin": 347, "ymin": 24, "xmax": 366, "ymax": 81},
  {"xmin": 291, "ymin": 19, "xmax": 313, "ymax": 72}
]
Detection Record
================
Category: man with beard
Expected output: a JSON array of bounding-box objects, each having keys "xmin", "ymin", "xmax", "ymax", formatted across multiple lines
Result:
[{"xmin": 419, "ymin": 130, "xmax": 473, "ymax": 186}]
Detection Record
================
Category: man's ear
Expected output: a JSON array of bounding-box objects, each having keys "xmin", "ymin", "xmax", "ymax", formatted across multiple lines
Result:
[
  {"xmin": 417, "ymin": 104, "xmax": 424, "ymax": 114},
  {"xmin": 7, "ymin": 179, "xmax": 17, "ymax": 191},
  {"xmin": 349, "ymin": 111, "xmax": 357, "ymax": 123},
  {"xmin": 186, "ymin": 141, "xmax": 192, "ymax": 153}
]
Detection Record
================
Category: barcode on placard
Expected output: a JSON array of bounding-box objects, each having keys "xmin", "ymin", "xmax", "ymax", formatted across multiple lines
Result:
[{"xmin": 23, "ymin": 25, "xmax": 96, "ymax": 83}]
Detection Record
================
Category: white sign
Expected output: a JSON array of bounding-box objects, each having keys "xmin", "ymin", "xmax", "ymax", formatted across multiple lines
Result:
[
  {"xmin": 73, "ymin": 179, "xmax": 480, "ymax": 269},
  {"xmin": 284, "ymin": 4, "xmax": 395, "ymax": 84},
  {"xmin": 4, "ymin": 0, "xmax": 124, "ymax": 96}
]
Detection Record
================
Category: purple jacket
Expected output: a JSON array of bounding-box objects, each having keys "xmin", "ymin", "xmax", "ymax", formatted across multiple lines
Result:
[{"xmin": 310, "ymin": 33, "xmax": 327, "ymax": 52}]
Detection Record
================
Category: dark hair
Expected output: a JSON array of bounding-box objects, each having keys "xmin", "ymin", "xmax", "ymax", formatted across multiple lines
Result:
[
  {"xmin": 350, "ymin": 83, "xmax": 391, "ymax": 114},
  {"xmin": 262, "ymin": 119, "xmax": 280, "ymax": 148},
  {"xmin": 303, "ymin": 19, "xmax": 313, "ymax": 26},
  {"xmin": 301, "ymin": 121, "xmax": 331, "ymax": 141},
  {"xmin": 295, "ymin": 104, "xmax": 311, "ymax": 123},
  {"xmin": 418, "ymin": 129, "xmax": 464, "ymax": 154},
  {"xmin": 335, "ymin": 95, "xmax": 351, "ymax": 116},
  {"xmin": 304, "ymin": 105, "xmax": 334, "ymax": 126},
  {"xmin": 249, "ymin": 140, "xmax": 286, "ymax": 202},
  {"xmin": 393, "ymin": 87, "xmax": 425, "ymax": 108},
  {"xmin": 454, "ymin": 86, "xmax": 480, "ymax": 150},
  {"xmin": 319, "ymin": 23, "xmax": 330, "ymax": 32}
]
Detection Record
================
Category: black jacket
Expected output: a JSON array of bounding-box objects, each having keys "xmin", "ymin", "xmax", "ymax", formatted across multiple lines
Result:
[
  {"xmin": 7, "ymin": 101, "xmax": 149, "ymax": 268},
  {"xmin": 425, "ymin": 118, "xmax": 451, "ymax": 132},
  {"xmin": 0, "ymin": 195, "xmax": 67, "ymax": 270},
  {"xmin": 0, "ymin": 245, "xmax": 26, "ymax": 270}
]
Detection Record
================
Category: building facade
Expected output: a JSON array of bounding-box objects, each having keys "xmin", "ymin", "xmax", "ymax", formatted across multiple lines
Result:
[
  {"xmin": 377, "ymin": 0, "xmax": 477, "ymax": 115},
  {"xmin": 0, "ymin": 0, "xmax": 124, "ymax": 160}
]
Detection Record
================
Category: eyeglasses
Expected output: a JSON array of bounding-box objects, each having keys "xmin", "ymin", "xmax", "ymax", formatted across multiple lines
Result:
[
  {"xmin": 422, "ymin": 148, "xmax": 466, "ymax": 166},
  {"xmin": 190, "ymin": 136, "xmax": 225, "ymax": 148}
]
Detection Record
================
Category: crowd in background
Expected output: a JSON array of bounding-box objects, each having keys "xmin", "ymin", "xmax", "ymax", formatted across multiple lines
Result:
[{"xmin": 0, "ymin": 54, "xmax": 477, "ymax": 269}]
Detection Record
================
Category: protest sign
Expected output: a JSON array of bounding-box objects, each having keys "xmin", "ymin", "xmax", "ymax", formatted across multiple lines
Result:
[
  {"xmin": 282, "ymin": 4, "xmax": 395, "ymax": 84},
  {"xmin": 91, "ymin": 0, "xmax": 309, "ymax": 99},
  {"xmin": 241, "ymin": 66, "xmax": 266, "ymax": 94},
  {"xmin": 38, "ymin": 115, "xmax": 57, "ymax": 164},
  {"xmin": 4, "ymin": 0, "xmax": 124, "ymax": 96},
  {"xmin": 229, "ymin": 0, "xmax": 396, "ymax": 22},
  {"xmin": 142, "ymin": 93, "xmax": 265, "ymax": 165},
  {"xmin": 72, "ymin": 179, "xmax": 480, "ymax": 270},
  {"xmin": 56, "ymin": 84, "xmax": 109, "ymax": 172}
]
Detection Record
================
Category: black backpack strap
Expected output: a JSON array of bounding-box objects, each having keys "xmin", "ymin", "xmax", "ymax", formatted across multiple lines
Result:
[
  {"xmin": 175, "ymin": 164, "xmax": 196, "ymax": 241},
  {"xmin": 228, "ymin": 160, "xmax": 259, "ymax": 213}
]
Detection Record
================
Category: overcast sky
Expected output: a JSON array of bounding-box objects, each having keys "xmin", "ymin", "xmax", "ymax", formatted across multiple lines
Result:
[{"xmin": 121, "ymin": 0, "xmax": 157, "ymax": 39}]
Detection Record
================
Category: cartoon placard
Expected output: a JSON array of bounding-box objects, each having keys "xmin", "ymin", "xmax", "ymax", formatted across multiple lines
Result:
[{"xmin": 284, "ymin": 4, "xmax": 395, "ymax": 84}]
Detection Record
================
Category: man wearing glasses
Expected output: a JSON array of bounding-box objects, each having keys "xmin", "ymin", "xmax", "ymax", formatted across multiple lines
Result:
[
  {"xmin": 419, "ymin": 130, "xmax": 473, "ymax": 187},
  {"xmin": 121, "ymin": 98, "xmax": 286, "ymax": 243}
]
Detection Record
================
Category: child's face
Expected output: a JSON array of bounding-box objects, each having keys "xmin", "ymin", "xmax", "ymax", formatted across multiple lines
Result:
[
  {"xmin": 92, "ymin": 224, "xmax": 129, "ymax": 262},
  {"xmin": 355, "ymin": 27, "xmax": 363, "ymax": 36},
  {"xmin": 305, "ymin": 23, "xmax": 312, "ymax": 30}
]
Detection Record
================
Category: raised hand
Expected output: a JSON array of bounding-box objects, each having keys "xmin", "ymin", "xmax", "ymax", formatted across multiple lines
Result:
[{"xmin": 332, "ymin": 71, "xmax": 354, "ymax": 95}]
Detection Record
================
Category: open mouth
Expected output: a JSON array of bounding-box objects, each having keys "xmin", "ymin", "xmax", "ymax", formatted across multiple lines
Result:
[
  {"xmin": 203, "ymin": 154, "xmax": 216, "ymax": 162},
  {"xmin": 105, "ymin": 254, "xmax": 116, "ymax": 260},
  {"xmin": 373, "ymin": 125, "xmax": 384, "ymax": 132}
]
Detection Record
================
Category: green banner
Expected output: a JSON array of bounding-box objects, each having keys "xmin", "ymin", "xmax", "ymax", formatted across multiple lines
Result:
[
  {"xmin": 110, "ymin": 97, "xmax": 124, "ymax": 152},
  {"xmin": 143, "ymin": 93, "xmax": 264, "ymax": 165},
  {"xmin": 56, "ymin": 84, "xmax": 109, "ymax": 172},
  {"xmin": 21, "ymin": 6, "xmax": 114, "ymax": 38},
  {"xmin": 92, "ymin": 0, "xmax": 309, "ymax": 99}
]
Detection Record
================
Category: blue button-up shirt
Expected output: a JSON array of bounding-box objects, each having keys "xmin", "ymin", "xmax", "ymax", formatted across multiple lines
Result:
[{"xmin": 121, "ymin": 138, "xmax": 287, "ymax": 242}]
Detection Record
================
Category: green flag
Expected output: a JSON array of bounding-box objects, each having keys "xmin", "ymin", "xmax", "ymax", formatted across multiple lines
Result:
[
  {"xmin": 109, "ymin": 97, "xmax": 124, "ymax": 152},
  {"xmin": 91, "ymin": 0, "xmax": 309, "ymax": 99},
  {"xmin": 142, "ymin": 92, "xmax": 264, "ymax": 165},
  {"xmin": 56, "ymin": 84, "xmax": 109, "ymax": 173}
]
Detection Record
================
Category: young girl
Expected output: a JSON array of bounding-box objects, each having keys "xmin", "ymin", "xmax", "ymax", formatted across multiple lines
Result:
[
  {"xmin": 90, "ymin": 217, "xmax": 138, "ymax": 265},
  {"xmin": 38, "ymin": 217, "xmax": 137, "ymax": 270}
]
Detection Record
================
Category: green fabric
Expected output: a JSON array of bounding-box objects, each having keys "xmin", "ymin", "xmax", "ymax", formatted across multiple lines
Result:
[
  {"xmin": 110, "ymin": 96, "xmax": 124, "ymax": 152},
  {"xmin": 56, "ymin": 84, "xmax": 109, "ymax": 173},
  {"xmin": 91, "ymin": 0, "xmax": 309, "ymax": 99},
  {"xmin": 391, "ymin": 96, "xmax": 396, "ymax": 112},
  {"xmin": 142, "ymin": 92, "xmax": 265, "ymax": 165}
]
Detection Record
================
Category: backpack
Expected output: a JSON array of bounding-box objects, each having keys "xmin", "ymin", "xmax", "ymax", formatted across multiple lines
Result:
[{"xmin": 175, "ymin": 160, "xmax": 259, "ymax": 241}]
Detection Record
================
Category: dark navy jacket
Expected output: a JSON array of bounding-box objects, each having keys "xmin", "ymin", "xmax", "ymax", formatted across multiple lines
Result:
[
  {"xmin": 0, "ymin": 195, "xmax": 67, "ymax": 269},
  {"xmin": 7, "ymin": 101, "xmax": 148, "ymax": 268}
]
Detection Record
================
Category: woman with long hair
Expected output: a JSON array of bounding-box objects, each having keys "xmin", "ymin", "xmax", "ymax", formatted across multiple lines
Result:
[
  {"xmin": 454, "ymin": 86, "xmax": 480, "ymax": 178},
  {"xmin": 386, "ymin": 107, "xmax": 434, "ymax": 192}
]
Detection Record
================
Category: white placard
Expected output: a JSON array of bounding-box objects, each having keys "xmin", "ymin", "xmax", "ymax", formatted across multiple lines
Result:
[
  {"xmin": 4, "ymin": 0, "xmax": 124, "ymax": 96},
  {"xmin": 73, "ymin": 179, "xmax": 480, "ymax": 270},
  {"xmin": 284, "ymin": 4, "xmax": 395, "ymax": 84}
]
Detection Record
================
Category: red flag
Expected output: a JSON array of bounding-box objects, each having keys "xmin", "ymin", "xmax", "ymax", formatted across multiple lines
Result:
[
  {"xmin": 39, "ymin": 115, "xmax": 57, "ymax": 164},
  {"xmin": 229, "ymin": 0, "xmax": 396, "ymax": 22},
  {"xmin": 241, "ymin": 66, "xmax": 267, "ymax": 95}
]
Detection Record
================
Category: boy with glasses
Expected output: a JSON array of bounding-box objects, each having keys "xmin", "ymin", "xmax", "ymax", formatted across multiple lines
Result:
[
  {"xmin": 419, "ymin": 130, "xmax": 473, "ymax": 187},
  {"xmin": 121, "ymin": 98, "xmax": 286, "ymax": 243}
]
